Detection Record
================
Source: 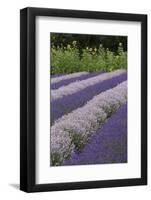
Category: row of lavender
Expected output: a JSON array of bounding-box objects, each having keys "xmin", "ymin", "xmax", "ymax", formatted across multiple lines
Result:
[
  {"xmin": 63, "ymin": 103, "xmax": 127, "ymax": 165},
  {"xmin": 51, "ymin": 70, "xmax": 127, "ymax": 124},
  {"xmin": 50, "ymin": 71, "xmax": 127, "ymax": 165},
  {"xmin": 51, "ymin": 71, "xmax": 106, "ymax": 89}
]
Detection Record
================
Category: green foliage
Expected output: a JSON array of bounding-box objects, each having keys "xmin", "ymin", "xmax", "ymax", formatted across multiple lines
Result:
[
  {"xmin": 50, "ymin": 153, "xmax": 61, "ymax": 166},
  {"xmin": 51, "ymin": 33, "xmax": 127, "ymax": 52},
  {"xmin": 51, "ymin": 42, "xmax": 81, "ymax": 74},
  {"xmin": 51, "ymin": 42, "xmax": 127, "ymax": 74},
  {"xmin": 64, "ymin": 128, "xmax": 84, "ymax": 151}
]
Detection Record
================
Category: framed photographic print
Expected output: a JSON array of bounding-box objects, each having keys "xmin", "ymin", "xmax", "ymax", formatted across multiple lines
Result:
[{"xmin": 20, "ymin": 7, "xmax": 147, "ymax": 192}]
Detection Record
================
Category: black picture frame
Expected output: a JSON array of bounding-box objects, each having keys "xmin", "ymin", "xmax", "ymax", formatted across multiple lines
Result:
[{"xmin": 20, "ymin": 7, "xmax": 147, "ymax": 192}]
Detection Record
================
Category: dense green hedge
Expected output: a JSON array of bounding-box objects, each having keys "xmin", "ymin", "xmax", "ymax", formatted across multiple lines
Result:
[{"xmin": 51, "ymin": 42, "xmax": 127, "ymax": 74}]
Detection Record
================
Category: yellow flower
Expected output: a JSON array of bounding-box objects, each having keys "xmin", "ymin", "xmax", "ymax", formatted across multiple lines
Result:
[
  {"xmin": 72, "ymin": 41, "xmax": 77, "ymax": 46},
  {"xmin": 67, "ymin": 44, "xmax": 71, "ymax": 49}
]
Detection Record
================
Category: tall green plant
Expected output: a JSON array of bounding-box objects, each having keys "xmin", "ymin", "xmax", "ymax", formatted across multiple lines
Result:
[{"xmin": 51, "ymin": 42, "xmax": 127, "ymax": 74}]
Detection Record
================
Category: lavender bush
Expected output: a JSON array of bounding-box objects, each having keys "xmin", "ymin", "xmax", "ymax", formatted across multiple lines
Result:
[
  {"xmin": 51, "ymin": 70, "xmax": 105, "ymax": 89},
  {"xmin": 51, "ymin": 71, "xmax": 127, "ymax": 124},
  {"xmin": 63, "ymin": 103, "xmax": 127, "ymax": 165},
  {"xmin": 51, "ymin": 74, "xmax": 65, "ymax": 78},
  {"xmin": 50, "ymin": 81, "xmax": 127, "ymax": 166},
  {"xmin": 51, "ymin": 71, "xmax": 89, "ymax": 85},
  {"xmin": 51, "ymin": 69, "xmax": 125, "ymax": 100}
]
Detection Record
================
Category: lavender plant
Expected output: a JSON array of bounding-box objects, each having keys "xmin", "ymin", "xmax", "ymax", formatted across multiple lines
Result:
[
  {"xmin": 63, "ymin": 103, "xmax": 127, "ymax": 165},
  {"xmin": 51, "ymin": 70, "xmax": 105, "ymax": 90},
  {"xmin": 51, "ymin": 71, "xmax": 89, "ymax": 85},
  {"xmin": 50, "ymin": 81, "xmax": 127, "ymax": 166},
  {"xmin": 51, "ymin": 71, "xmax": 127, "ymax": 123},
  {"xmin": 51, "ymin": 69, "xmax": 126, "ymax": 101}
]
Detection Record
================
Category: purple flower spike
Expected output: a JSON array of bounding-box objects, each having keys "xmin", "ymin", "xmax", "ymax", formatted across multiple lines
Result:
[
  {"xmin": 51, "ymin": 70, "xmax": 105, "ymax": 89},
  {"xmin": 63, "ymin": 103, "xmax": 127, "ymax": 166},
  {"xmin": 51, "ymin": 71, "xmax": 127, "ymax": 124}
]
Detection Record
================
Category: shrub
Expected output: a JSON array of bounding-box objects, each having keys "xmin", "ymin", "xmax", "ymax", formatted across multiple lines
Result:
[{"xmin": 51, "ymin": 42, "xmax": 127, "ymax": 74}]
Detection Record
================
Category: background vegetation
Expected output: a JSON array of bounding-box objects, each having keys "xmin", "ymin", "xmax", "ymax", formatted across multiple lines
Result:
[{"xmin": 50, "ymin": 33, "xmax": 127, "ymax": 74}]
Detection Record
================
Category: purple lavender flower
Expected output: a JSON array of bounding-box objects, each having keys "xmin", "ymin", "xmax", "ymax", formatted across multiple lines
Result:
[
  {"xmin": 51, "ymin": 72, "xmax": 89, "ymax": 85},
  {"xmin": 50, "ymin": 81, "xmax": 127, "ymax": 166},
  {"xmin": 63, "ymin": 103, "xmax": 127, "ymax": 166},
  {"xmin": 51, "ymin": 74, "xmax": 65, "ymax": 78},
  {"xmin": 51, "ymin": 70, "xmax": 125, "ymax": 100},
  {"xmin": 51, "ymin": 70, "xmax": 105, "ymax": 89},
  {"xmin": 51, "ymin": 72, "xmax": 127, "ymax": 124}
]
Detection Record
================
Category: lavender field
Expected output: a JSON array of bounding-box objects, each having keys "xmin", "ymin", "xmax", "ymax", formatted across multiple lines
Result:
[{"xmin": 50, "ymin": 70, "xmax": 127, "ymax": 166}]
